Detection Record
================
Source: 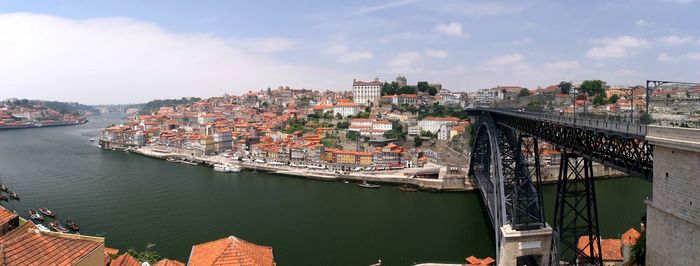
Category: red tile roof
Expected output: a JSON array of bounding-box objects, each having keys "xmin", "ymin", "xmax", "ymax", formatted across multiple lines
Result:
[
  {"xmin": 188, "ymin": 235, "xmax": 274, "ymax": 266},
  {"xmin": 154, "ymin": 258, "xmax": 186, "ymax": 266},
  {"xmin": 621, "ymin": 228, "xmax": 641, "ymax": 246},
  {"xmin": 1, "ymin": 229, "xmax": 104, "ymax": 266},
  {"xmin": 577, "ymin": 236, "xmax": 623, "ymax": 261},
  {"xmin": 0, "ymin": 206, "xmax": 19, "ymax": 225},
  {"xmin": 110, "ymin": 252, "xmax": 142, "ymax": 266}
]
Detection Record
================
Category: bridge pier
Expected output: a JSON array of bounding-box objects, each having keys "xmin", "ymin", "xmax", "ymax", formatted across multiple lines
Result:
[
  {"xmin": 499, "ymin": 224, "xmax": 552, "ymax": 266},
  {"xmin": 550, "ymin": 154, "xmax": 603, "ymax": 265}
]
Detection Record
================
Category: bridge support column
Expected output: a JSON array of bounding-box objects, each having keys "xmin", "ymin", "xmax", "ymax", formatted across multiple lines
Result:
[
  {"xmin": 550, "ymin": 154, "xmax": 603, "ymax": 265},
  {"xmin": 499, "ymin": 224, "xmax": 552, "ymax": 266}
]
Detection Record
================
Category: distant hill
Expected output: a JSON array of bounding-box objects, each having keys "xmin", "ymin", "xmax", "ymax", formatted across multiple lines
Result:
[
  {"xmin": 139, "ymin": 97, "xmax": 202, "ymax": 115},
  {"xmin": 43, "ymin": 101, "xmax": 99, "ymax": 115}
]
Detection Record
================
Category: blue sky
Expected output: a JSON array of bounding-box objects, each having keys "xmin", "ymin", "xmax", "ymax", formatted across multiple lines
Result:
[{"xmin": 1, "ymin": 0, "xmax": 699, "ymax": 104}]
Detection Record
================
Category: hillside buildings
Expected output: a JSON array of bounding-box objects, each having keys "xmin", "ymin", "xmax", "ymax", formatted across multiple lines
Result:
[{"xmin": 352, "ymin": 78, "xmax": 382, "ymax": 105}]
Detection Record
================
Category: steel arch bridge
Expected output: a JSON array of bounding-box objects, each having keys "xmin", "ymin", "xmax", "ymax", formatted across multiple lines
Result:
[{"xmin": 466, "ymin": 108, "xmax": 653, "ymax": 266}]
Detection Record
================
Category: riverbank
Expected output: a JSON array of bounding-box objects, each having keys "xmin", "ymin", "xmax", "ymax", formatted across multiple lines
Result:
[
  {"xmin": 120, "ymin": 145, "xmax": 626, "ymax": 192},
  {"xmin": 126, "ymin": 145, "xmax": 472, "ymax": 192}
]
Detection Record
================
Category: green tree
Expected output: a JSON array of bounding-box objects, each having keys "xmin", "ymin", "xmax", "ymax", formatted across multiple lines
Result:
[
  {"xmin": 346, "ymin": 130, "xmax": 359, "ymax": 141},
  {"xmin": 609, "ymin": 94, "xmax": 620, "ymax": 103},
  {"xmin": 580, "ymin": 80, "xmax": 606, "ymax": 96},
  {"xmin": 336, "ymin": 121, "xmax": 350, "ymax": 129},
  {"xmin": 428, "ymin": 86, "xmax": 438, "ymax": 96},
  {"xmin": 592, "ymin": 94, "xmax": 608, "ymax": 105},
  {"xmin": 335, "ymin": 113, "xmax": 343, "ymax": 119},
  {"xmin": 126, "ymin": 248, "xmax": 162, "ymax": 264},
  {"xmin": 525, "ymin": 102, "xmax": 543, "ymax": 111},
  {"xmin": 417, "ymin": 81, "xmax": 429, "ymax": 92},
  {"xmin": 518, "ymin": 88, "xmax": 530, "ymax": 97},
  {"xmin": 399, "ymin": 86, "xmax": 417, "ymax": 95},
  {"xmin": 414, "ymin": 137, "xmax": 423, "ymax": 147},
  {"xmin": 640, "ymin": 113, "xmax": 654, "ymax": 124},
  {"xmin": 559, "ymin": 81, "xmax": 572, "ymax": 94}
]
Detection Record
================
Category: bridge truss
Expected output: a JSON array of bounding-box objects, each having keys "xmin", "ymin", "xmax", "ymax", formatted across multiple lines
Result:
[{"xmin": 468, "ymin": 109, "xmax": 653, "ymax": 265}]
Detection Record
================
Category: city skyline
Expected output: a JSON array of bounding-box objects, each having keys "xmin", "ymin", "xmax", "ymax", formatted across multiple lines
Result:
[{"xmin": 1, "ymin": 0, "xmax": 700, "ymax": 104}]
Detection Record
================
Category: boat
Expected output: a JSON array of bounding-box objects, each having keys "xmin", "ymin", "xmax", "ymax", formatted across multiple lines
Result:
[
  {"xmin": 0, "ymin": 184, "xmax": 7, "ymax": 192},
  {"xmin": 0, "ymin": 195, "xmax": 7, "ymax": 201},
  {"xmin": 49, "ymin": 221, "xmax": 69, "ymax": 233},
  {"xmin": 166, "ymin": 157, "xmax": 177, "ymax": 162},
  {"xmin": 179, "ymin": 160, "xmax": 199, "ymax": 166},
  {"xmin": 27, "ymin": 209, "xmax": 44, "ymax": 221},
  {"xmin": 343, "ymin": 180, "xmax": 350, "ymax": 184},
  {"xmin": 39, "ymin": 207, "xmax": 56, "ymax": 217},
  {"xmin": 358, "ymin": 180, "xmax": 381, "ymax": 189},
  {"xmin": 89, "ymin": 137, "xmax": 95, "ymax": 142},
  {"xmin": 65, "ymin": 219, "xmax": 80, "ymax": 231},
  {"xmin": 229, "ymin": 165, "xmax": 241, "ymax": 173},
  {"xmin": 399, "ymin": 184, "xmax": 418, "ymax": 192},
  {"xmin": 213, "ymin": 163, "xmax": 232, "ymax": 172},
  {"xmin": 34, "ymin": 223, "xmax": 50, "ymax": 232},
  {"xmin": 9, "ymin": 191, "xmax": 18, "ymax": 200}
]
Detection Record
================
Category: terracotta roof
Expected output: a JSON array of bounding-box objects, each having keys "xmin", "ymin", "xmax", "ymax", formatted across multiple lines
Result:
[
  {"xmin": 1, "ymin": 229, "xmax": 104, "ymax": 266},
  {"xmin": 105, "ymin": 247, "xmax": 120, "ymax": 256},
  {"xmin": 188, "ymin": 235, "xmax": 274, "ymax": 266},
  {"xmin": 621, "ymin": 228, "xmax": 641, "ymax": 246},
  {"xmin": 0, "ymin": 221, "xmax": 36, "ymax": 244},
  {"xmin": 110, "ymin": 252, "xmax": 142, "ymax": 266},
  {"xmin": 577, "ymin": 236, "xmax": 623, "ymax": 261},
  {"xmin": 154, "ymin": 258, "xmax": 186, "ymax": 266}
]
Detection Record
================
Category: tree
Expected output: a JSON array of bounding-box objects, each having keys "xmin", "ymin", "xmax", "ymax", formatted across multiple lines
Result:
[
  {"xmin": 639, "ymin": 113, "xmax": 654, "ymax": 124},
  {"xmin": 609, "ymin": 94, "xmax": 620, "ymax": 103},
  {"xmin": 417, "ymin": 81, "xmax": 430, "ymax": 92},
  {"xmin": 559, "ymin": 81, "xmax": 572, "ymax": 94},
  {"xmin": 518, "ymin": 88, "xmax": 530, "ymax": 97},
  {"xmin": 399, "ymin": 86, "xmax": 417, "ymax": 95},
  {"xmin": 346, "ymin": 130, "xmax": 359, "ymax": 141},
  {"xmin": 428, "ymin": 86, "xmax": 438, "ymax": 96},
  {"xmin": 592, "ymin": 94, "xmax": 608, "ymax": 105},
  {"xmin": 580, "ymin": 80, "xmax": 606, "ymax": 96},
  {"xmin": 127, "ymin": 248, "xmax": 162, "ymax": 264},
  {"xmin": 335, "ymin": 113, "xmax": 343, "ymax": 119},
  {"xmin": 414, "ymin": 137, "xmax": 423, "ymax": 147},
  {"xmin": 336, "ymin": 121, "xmax": 350, "ymax": 129},
  {"xmin": 525, "ymin": 102, "xmax": 543, "ymax": 111}
]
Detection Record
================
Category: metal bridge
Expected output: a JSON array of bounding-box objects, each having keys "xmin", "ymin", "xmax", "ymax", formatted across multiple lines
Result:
[{"xmin": 466, "ymin": 108, "xmax": 653, "ymax": 265}]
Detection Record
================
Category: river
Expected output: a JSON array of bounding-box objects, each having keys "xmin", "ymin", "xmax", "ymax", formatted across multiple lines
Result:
[{"xmin": 0, "ymin": 114, "xmax": 651, "ymax": 265}]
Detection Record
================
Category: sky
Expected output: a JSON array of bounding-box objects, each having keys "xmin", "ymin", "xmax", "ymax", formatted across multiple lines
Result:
[{"xmin": 0, "ymin": 0, "xmax": 699, "ymax": 104}]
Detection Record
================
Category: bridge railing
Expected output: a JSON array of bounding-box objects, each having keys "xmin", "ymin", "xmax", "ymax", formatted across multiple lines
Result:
[{"xmin": 487, "ymin": 109, "xmax": 648, "ymax": 136}]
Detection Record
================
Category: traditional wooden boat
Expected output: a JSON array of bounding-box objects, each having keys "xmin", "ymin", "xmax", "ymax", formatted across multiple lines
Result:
[
  {"xmin": 65, "ymin": 219, "xmax": 80, "ymax": 231},
  {"xmin": 358, "ymin": 180, "xmax": 381, "ymax": 189},
  {"xmin": 0, "ymin": 195, "xmax": 8, "ymax": 201},
  {"xmin": 9, "ymin": 191, "xmax": 18, "ymax": 200},
  {"xmin": 49, "ymin": 221, "xmax": 69, "ymax": 233},
  {"xmin": 27, "ymin": 209, "xmax": 44, "ymax": 221},
  {"xmin": 399, "ymin": 184, "xmax": 417, "ymax": 192},
  {"xmin": 39, "ymin": 207, "xmax": 56, "ymax": 217},
  {"xmin": 0, "ymin": 184, "xmax": 7, "ymax": 192}
]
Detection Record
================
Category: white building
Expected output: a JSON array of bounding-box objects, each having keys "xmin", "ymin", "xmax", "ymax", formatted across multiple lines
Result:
[
  {"xmin": 349, "ymin": 119, "xmax": 393, "ymax": 136},
  {"xmin": 332, "ymin": 102, "xmax": 361, "ymax": 117},
  {"xmin": 437, "ymin": 123, "xmax": 456, "ymax": 141},
  {"xmin": 418, "ymin": 116, "xmax": 460, "ymax": 134},
  {"xmin": 353, "ymin": 78, "xmax": 382, "ymax": 105}
]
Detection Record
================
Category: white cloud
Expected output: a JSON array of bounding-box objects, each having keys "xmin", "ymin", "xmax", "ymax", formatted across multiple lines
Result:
[
  {"xmin": 634, "ymin": 19, "xmax": 647, "ymax": 26},
  {"xmin": 379, "ymin": 32, "xmax": 422, "ymax": 43},
  {"xmin": 230, "ymin": 37, "xmax": 298, "ymax": 53},
  {"xmin": 354, "ymin": 0, "xmax": 415, "ymax": 15},
  {"xmin": 657, "ymin": 35, "xmax": 694, "ymax": 46},
  {"xmin": 586, "ymin": 35, "xmax": 649, "ymax": 60},
  {"xmin": 543, "ymin": 60, "xmax": 580, "ymax": 70},
  {"xmin": 0, "ymin": 13, "xmax": 349, "ymax": 104},
  {"xmin": 320, "ymin": 44, "xmax": 349, "ymax": 55},
  {"xmin": 484, "ymin": 53, "xmax": 524, "ymax": 66},
  {"xmin": 657, "ymin": 52, "xmax": 680, "ymax": 62},
  {"xmin": 425, "ymin": 49, "xmax": 448, "ymax": 58},
  {"xmin": 513, "ymin": 38, "xmax": 535, "ymax": 45},
  {"xmin": 320, "ymin": 44, "xmax": 373, "ymax": 63},
  {"xmin": 337, "ymin": 51, "xmax": 374, "ymax": 63},
  {"xmin": 435, "ymin": 22, "xmax": 467, "ymax": 37},
  {"xmin": 390, "ymin": 51, "xmax": 421, "ymax": 67},
  {"xmin": 434, "ymin": 2, "xmax": 523, "ymax": 17},
  {"xmin": 687, "ymin": 52, "xmax": 700, "ymax": 60}
]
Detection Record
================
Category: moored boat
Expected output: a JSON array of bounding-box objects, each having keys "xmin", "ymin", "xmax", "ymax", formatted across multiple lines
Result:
[
  {"xmin": 213, "ymin": 163, "xmax": 231, "ymax": 172},
  {"xmin": 9, "ymin": 191, "xmax": 18, "ymax": 200},
  {"xmin": 65, "ymin": 219, "xmax": 80, "ymax": 231},
  {"xmin": 89, "ymin": 137, "xmax": 95, "ymax": 142},
  {"xmin": 0, "ymin": 195, "xmax": 8, "ymax": 201},
  {"xmin": 229, "ymin": 164, "xmax": 241, "ymax": 172},
  {"xmin": 39, "ymin": 207, "xmax": 56, "ymax": 217},
  {"xmin": 358, "ymin": 180, "xmax": 381, "ymax": 189},
  {"xmin": 49, "ymin": 221, "xmax": 69, "ymax": 233},
  {"xmin": 27, "ymin": 209, "xmax": 44, "ymax": 221},
  {"xmin": 0, "ymin": 184, "xmax": 7, "ymax": 192},
  {"xmin": 399, "ymin": 184, "xmax": 417, "ymax": 192}
]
